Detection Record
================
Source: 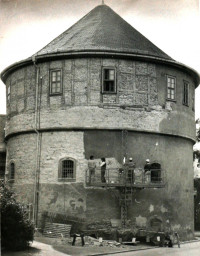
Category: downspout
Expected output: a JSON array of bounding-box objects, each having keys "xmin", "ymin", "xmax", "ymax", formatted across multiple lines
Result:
[{"xmin": 32, "ymin": 56, "xmax": 41, "ymax": 226}]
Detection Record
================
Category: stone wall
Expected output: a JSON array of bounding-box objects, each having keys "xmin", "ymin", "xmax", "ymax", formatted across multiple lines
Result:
[
  {"xmin": 0, "ymin": 115, "xmax": 6, "ymax": 152},
  {"xmin": 3, "ymin": 56, "xmax": 196, "ymax": 240},
  {"xmin": 5, "ymin": 58, "xmax": 196, "ymax": 140},
  {"xmin": 6, "ymin": 129, "xmax": 194, "ymax": 239},
  {"xmin": 0, "ymin": 115, "xmax": 6, "ymax": 179}
]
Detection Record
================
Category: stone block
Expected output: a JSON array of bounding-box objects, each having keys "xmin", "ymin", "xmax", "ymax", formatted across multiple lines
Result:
[
  {"xmin": 103, "ymin": 94, "xmax": 117, "ymax": 104},
  {"xmin": 75, "ymin": 93, "xmax": 87, "ymax": 104},
  {"xmin": 26, "ymin": 96, "xmax": 35, "ymax": 110},
  {"xmin": 90, "ymin": 72, "xmax": 101, "ymax": 90},
  {"xmin": 148, "ymin": 64, "xmax": 156, "ymax": 77},
  {"xmin": 118, "ymin": 60, "xmax": 135, "ymax": 73},
  {"xmin": 64, "ymin": 59, "xmax": 72, "ymax": 71},
  {"xmin": 74, "ymin": 66, "xmax": 87, "ymax": 81},
  {"xmin": 90, "ymin": 58, "xmax": 101, "ymax": 70},
  {"xmin": 118, "ymin": 72, "xmax": 134, "ymax": 90},
  {"xmin": 74, "ymin": 81, "xmax": 87, "ymax": 93},
  {"xmin": 26, "ymin": 65, "xmax": 35, "ymax": 79},
  {"xmin": 90, "ymin": 91, "xmax": 100, "ymax": 104},
  {"xmin": 136, "ymin": 75, "xmax": 148, "ymax": 91},
  {"xmin": 49, "ymin": 61, "xmax": 62, "ymax": 69},
  {"xmin": 102, "ymin": 59, "xmax": 116, "ymax": 66},
  {"xmin": 64, "ymin": 91, "xmax": 72, "ymax": 105},
  {"xmin": 63, "ymin": 73, "xmax": 72, "ymax": 91},
  {"xmin": 135, "ymin": 93, "xmax": 148, "ymax": 105},
  {"xmin": 119, "ymin": 92, "xmax": 134, "ymax": 105},
  {"xmin": 17, "ymin": 98, "xmax": 25, "ymax": 112},
  {"xmin": 50, "ymin": 96, "xmax": 62, "ymax": 108},
  {"xmin": 17, "ymin": 81, "xmax": 25, "ymax": 96},
  {"xmin": 149, "ymin": 77, "xmax": 157, "ymax": 93},
  {"xmin": 136, "ymin": 62, "xmax": 148, "ymax": 75}
]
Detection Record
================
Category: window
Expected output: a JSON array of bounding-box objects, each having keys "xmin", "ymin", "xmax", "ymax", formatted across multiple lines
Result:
[
  {"xmin": 9, "ymin": 162, "xmax": 15, "ymax": 181},
  {"xmin": 150, "ymin": 163, "xmax": 161, "ymax": 183},
  {"xmin": 58, "ymin": 158, "xmax": 76, "ymax": 181},
  {"xmin": 183, "ymin": 81, "xmax": 189, "ymax": 106},
  {"xmin": 7, "ymin": 85, "xmax": 10, "ymax": 103},
  {"xmin": 167, "ymin": 76, "xmax": 176, "ymax": 101},
  {"xmin": 192, "ymin": 92, "xmax": 195, "ymax": 111},
  {"xmin": 102, "ymin": 68, "xmax": 116, "ymax": 93},
  {"xmin": 50, "ymin": 69, "xmax": 62, "ymax": 95}
]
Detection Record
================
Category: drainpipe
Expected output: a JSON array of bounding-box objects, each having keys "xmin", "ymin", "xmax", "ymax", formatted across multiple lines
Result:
[{"xmin": 32, "ymin": 56, "xmax": 41, "ymax": 226}]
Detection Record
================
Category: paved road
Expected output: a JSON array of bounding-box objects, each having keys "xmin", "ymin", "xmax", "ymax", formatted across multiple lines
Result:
[
  {"xmin": 2, "ymin": 241, "xmax": 200, "ymax": 256},
  {"xmin": 106, "ymin": 241, "xmax": 200, "ymax": 256},
  {"xmin": 2, "ymin": 241, "xmax": 71, "ymax": 256}
]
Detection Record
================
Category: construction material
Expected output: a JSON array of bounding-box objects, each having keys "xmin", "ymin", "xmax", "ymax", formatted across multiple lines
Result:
[{"xmin": 43, "ymin": 222, "xmax": 71, "ymax": 238}]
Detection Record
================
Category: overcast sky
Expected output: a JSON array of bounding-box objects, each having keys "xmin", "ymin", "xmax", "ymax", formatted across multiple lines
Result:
[{"xmin": 0, "ymin": 0, "xmax": 199, "ymax": 118}]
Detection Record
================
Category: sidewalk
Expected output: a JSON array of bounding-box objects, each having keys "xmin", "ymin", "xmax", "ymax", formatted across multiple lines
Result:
[
  {"xmin": 34, "ymin": 235, "xmax": 200, "ymax": 256},
  {"xmin": 34, "ymin": 236, "xmax": 157, "ymax": 256}
]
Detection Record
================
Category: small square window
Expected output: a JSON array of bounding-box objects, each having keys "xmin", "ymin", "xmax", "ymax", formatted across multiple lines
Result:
[
  {"xmin": 50, "ymin": 69, "xmax": 62, "ymax": 95},
  {"xmin": 167, "ymin": 76, "xmax": 176, "ymax": 101},
  {"xmin": 183, "ymin": 81, "xmax": 189, "ymax": 106},
  {"xmin": 102, "ymin": 68, "xmax": 116, "ymax": 93}
]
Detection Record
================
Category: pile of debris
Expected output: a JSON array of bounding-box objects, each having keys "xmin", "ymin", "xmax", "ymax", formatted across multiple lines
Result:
[{"xmin": 66, "ymin": 236, "xmax": 127, "ymax": 248}]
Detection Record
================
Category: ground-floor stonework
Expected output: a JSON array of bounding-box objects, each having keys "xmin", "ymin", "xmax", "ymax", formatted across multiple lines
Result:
[{"xmin": 6, "ymin": 129, "xmax": 195, "ymax": 240}]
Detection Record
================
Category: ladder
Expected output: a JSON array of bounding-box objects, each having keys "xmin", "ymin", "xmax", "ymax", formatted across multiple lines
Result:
[{"xmin": 120, "ymin": 186, "xmax": 133, "ymax": 228}]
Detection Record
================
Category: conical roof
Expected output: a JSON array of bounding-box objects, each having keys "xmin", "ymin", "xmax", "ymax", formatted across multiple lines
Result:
[{"xmin": 34, "ymin": 5, "xmax": 172, "ymax": 60}]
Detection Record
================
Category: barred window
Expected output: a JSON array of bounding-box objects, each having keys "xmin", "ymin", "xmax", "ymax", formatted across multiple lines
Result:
[
  {"xmin": 10, "ymin": 162, "xmax": 15, "ymax": 180},
  {"xmin": 183, "ymin": 81, "xmax": 189, "ymax": 106},
  {"xmin": 167, "ymin": 76, "xmax": 176, "ymax": 101},
  {"xmin": 58, "ymin": 158, "xmax": 76, "ymax": 181},
  {"xmin": 50, "ymin": 69, "xmax": 62, "ymax": 95},
  {"xmin": 102, "ymin": 68, "xmax": 116, "ymax": 93}
]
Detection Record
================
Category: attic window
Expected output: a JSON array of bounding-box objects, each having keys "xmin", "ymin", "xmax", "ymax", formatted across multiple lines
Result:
[
  {"xmin": 183, "ymin": 81, "xmax": 189, "ymax": 106},
  {"xmin": 166, "ymin": 76, "xmax": 176, "ymax": 101},
  {"xmin": 102, "ymin": 68, "xmax": 116, "ymax": 93},
  {"xmin": 50, "ymin": 69, "xmax": 62, "ymax": 95}
]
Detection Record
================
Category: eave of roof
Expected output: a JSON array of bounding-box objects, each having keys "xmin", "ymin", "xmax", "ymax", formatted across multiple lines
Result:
[{"xmin": 1, "ymin": 51, "xmax": 199, "ymax": 87}]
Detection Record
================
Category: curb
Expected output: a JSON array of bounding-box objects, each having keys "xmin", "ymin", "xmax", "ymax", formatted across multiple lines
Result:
[
  {"xmin": 88, "ymin": 240, "xmax": 200, "ymax": 256},
  {"xmin": 88, "ymin": 246, "xmax": 158, "ymax": 256},
  {"xmin": 180, "ymin": 239, "xmax": 200, "ymax": 244}
]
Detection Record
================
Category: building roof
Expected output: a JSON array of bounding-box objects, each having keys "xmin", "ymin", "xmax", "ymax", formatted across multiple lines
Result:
[
  {"xmin": 1, "ymin": 4, "xmax": 199, "ymax": 86},
  {"xmin": 34, "ymin": 4, "xmax": 172, "ymax": 60}
]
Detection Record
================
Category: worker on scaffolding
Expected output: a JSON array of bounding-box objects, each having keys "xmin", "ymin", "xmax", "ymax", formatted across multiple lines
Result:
[
  {"xmin": 144, "ymin": 159, "xmax": 151, "ymax": 183},
  {"xmin": 100, "ymin": 157, "xmax": 106, "ymax": 183},
  {"xmin": 127, "ymin": 158, "xmax": 135, "ymax": 183},
  {"xmin": 88, "ymin": 155, "xmax": 96, "ymax": 185}
]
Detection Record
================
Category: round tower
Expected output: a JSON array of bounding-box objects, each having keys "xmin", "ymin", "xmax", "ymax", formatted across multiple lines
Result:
[{"xmin": 1, "ymin": 5, "xmax": 199, "ymax": 239}]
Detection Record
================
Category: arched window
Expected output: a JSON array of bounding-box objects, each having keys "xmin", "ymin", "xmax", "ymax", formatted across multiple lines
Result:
[
  {"xmin": 150, "ymin": 163, "xmax": 161, "ymax": 183},
  {"xmin": 9, "ymin": 162, "xmax": 15, "ymax": 181},
  {"xmin": 58, "ymin": 158, "xmax": 76, "ymax": 181}
]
